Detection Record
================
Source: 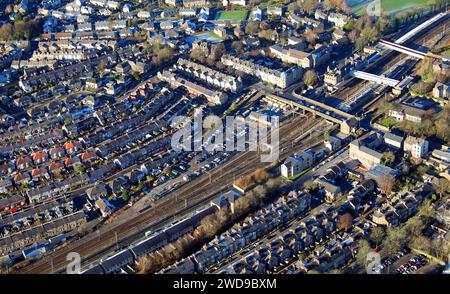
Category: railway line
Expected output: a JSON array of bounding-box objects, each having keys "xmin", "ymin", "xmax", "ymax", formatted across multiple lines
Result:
[
  {"xmin": 19, "ymin": 110, "xmax": 327, "ymax": 274},
  {"xmin": 335, "ymin": 15, "xmax": 450, "ymax": 103}
]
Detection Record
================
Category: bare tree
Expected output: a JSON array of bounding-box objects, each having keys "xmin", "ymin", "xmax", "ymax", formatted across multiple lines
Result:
[
  {"xmin": 303, "ymin": 70, "xmax": 318, "ymax": 87},
  {"xmin": 379, "ymin": 174, "xmax": 395, "ymax": 196},
  {"xmin": 252, "ymin": 168, "xmax": 270, "ymax": 184},
  {"xmin": 338, "ymin": 213, "xmax": 353, "ymax": 231}
]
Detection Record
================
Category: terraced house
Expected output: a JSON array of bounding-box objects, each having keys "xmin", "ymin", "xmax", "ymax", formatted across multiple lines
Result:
[
  {"xmin": 221, "ymin": 54, "xmax": 302, "ymax": 89},
  {"xmin": 175, "ymin": 58, "xmax": 243, "ymax": 93}
]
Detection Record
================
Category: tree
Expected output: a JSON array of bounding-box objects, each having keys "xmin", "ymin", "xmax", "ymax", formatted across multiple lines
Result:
[
  {"xmin": 348, "ymin": 29, "xmax": 360, "ymax": 43},
  {"xmin": 338, "ymin": 213, "xmax": 353, "ymax": 231},
  {"xmin": 411, "ymin": 80, "xmax": 434, "ymax": 95},
  {"xmin": 410, "ymin": 235, "xmax": 431, "ymax": 252},
  {"xmin": 258, "ymin": 29, "xmax": 274, "ymax": 41},
  {"xmin": 327, "ymin": 269, "xmax": 341, "ymax": 274},
  {"xmin": 355, "ymin": 239, "xmax": 372, "ymax": 266},
  {"xmin": 190, "ymin": 47, "xmax": 207, "ymax": 63},
  {"xmin": 384, "ymin": 227, "xmax": 409, "ymax": 255},
  {"xmin": 416, "ymin": 164, "xmax": 429, "ymax": 178},
  {"xmin": 379, "ymin": 174, "xmax": 395, "ymax": 196},
  {"xmin": 404, "ymin": 215, "xmax": 426, "ymax": 237},
  {"xmin": 252, "ymin": 168, "xmax": 270, "ymax": 184},
  {"xmin": 430, "ymin": 239, "xmax": 449, "ymax": 260},
  {"xmin": 401, "ymin": 163, "xmax": 410, "ymax": 176},
  {"xmin": 304, "ymin": 29, "xmax": 318, "ymax": 45},
  {"xmin": 287, "ymin": 3, "xmax": 298, "ymax": 13},
  {"xmin": 231, "ymin": 40, "xmax": 244, "ymax": 54},
  {"xmin": 208, "ymin": 43, "xmax": 225, "ymax": 63},
  {"xmin": 381, "ymin": 151, "xmax": 395, "ymax": 166},
  {"xmin": 245, "ymin": 21, "xmax": 260, "ymax": 35},
  {"xmin": 234, "ymin": 175, "xmax": 252, "ymax": 190},
  {"xmin": 250, "ymin": 184, "xmax": 269, "ymax": 204},
  {"xmin": 436, "ymin": 116, "xmax": 450, "ymax": 144},
  {"xmin": 343, "ymin": 19, "xmax": 355, "ymax": 31},
  {"xmin": 0, "ymin": 23, "xmax": 13, "ymax": 41},
  {"xmin": 97, "ymin": 60, "xmax": 107, "ymax": 77},
  {"xmin": 155, "ymin": 47, "xmax": 174, "ymax": 64},
  {"xmin": 361, "ymin": 27, "xmax": 380, "ymax": 43},
  {"xmin": 434, "ymin": 178, "xmax": 450, "ymax": 197},
  {"xmin": 265, "ymin": 178, "xmax": 281, "ymax": 193},
  {"xmin": 303, "ymin": 70, "xmax": 317, "ymax": 87},
  {"xmin": 370, "ymin": 227, "xmax": 386, "ymax": 248},
  {"xmin": 142, "ymin": 252, "xmax": 166, "ymax": 274},
  {"xmin": 416, "ymin": 58, "xmax": 435, "ymax": 82},
  {"xmin": 297, "ymin": 0, "xmax": 316, "ymax": 14},
  {"xmin": 303, "ymin": 181, "xmax": 318, "ymax": 193}
]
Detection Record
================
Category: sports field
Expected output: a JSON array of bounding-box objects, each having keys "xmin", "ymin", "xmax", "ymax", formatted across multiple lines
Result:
[
  {"xmin": 381, "ymin": 0, "xmax": 429, "ymax": 12},
  {"xmin": 215, "ymin": 10, "xmax": 248, "ymax": 21},
  {"xmin": 348, "ymin": 0, "xmax": 430, "ymax": 15}
]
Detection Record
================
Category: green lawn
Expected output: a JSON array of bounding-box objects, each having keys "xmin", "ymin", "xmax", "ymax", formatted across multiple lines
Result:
[
  {"xmin": 288, "ymin": 168, "xmax": 311, "ymax": 182},
  {"xmin": 215, "ymin": 10, "xmax": 248, "ymax": 21},
  {"xmin": 381, "ymin": 0, "xmax": 429, "ymax": 12},
  {"xmin": 349, "ymin": 0, "xmax": 430, "ymax": 15},
  {"xmin": 207, "ymin": 32, "xmax": 222, "ymax": 41},
  {"xmin": 380, "ymin": 116, "xmax": 398, "ymax": 128}
]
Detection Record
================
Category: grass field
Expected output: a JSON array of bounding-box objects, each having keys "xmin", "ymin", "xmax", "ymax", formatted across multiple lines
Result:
[
  {"xmin": 349, "ymin": 0, "xmax": 430, "ymax": 15},
  {"xmin": 185, "ymin": 32, "xmax": 222, "ymax": 45},
  {"xmin": 381, "ymin": 0, "xmax": 429, "ymax": 12},
  {"xmin": 215, "ymin": 10, "xmax": 248, "ymax": 21},
  {"xmin": 380, "ymin": 116, "xmax": 399, "ymax": 128}
]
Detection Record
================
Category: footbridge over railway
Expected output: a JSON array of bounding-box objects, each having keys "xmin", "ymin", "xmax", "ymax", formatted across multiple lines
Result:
[
  {"xmin": 262, "ymin": 93, "xmax": 355, "ymax": 125},
  {"xmin": 379, "ymin": 12, "xmax": 448, "ymax": 60},
  {"xmin": 351, "ymin": 70, "xmax": 400, "ymax": 87}
]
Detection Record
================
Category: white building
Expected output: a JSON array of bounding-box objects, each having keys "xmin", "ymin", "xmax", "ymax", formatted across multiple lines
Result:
[
  {"xmin": 404, "ymin": 136, "xmax": 429, "ymax": 159},
  {"xmin": 433, "ymin": 82, "xmax": 450, "ymax": 99},
  {"xmin": 223, "ymin": 0, "xmax": 247, "ymax": 6},
  {"xmin": 327, "ymin": 12, "xmax": 349, "ymax": 28},
  {"xmin": 325, "ymin": 136, "xmax": 341, "ymax": 152},
  {"xmin": 280, "ymin": 150, "xmax": 314, "ymax": 178}
]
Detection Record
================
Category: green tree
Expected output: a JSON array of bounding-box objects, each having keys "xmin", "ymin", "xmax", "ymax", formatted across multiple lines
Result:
[
  {"xmin": 384, "ymin": 227, "xmax": 409, "ymax": 255},
  {"xmin": 355, "ymin": 239, "xmax": 372, "ymax": 266},
  {"xmin": 434, "ymin": 178, "xmax": 450, "ymax": 197},
  {"xmin": 381, "ymin": 151, "xmax": 395, "ymax": 166},
  {"xmin": 245, "ymin": 21, "xmax": 260, "ymax": 35},
  {"xmin": 410, "ymin": 235, "xmax": 431, "ymax": 252},
  {"xmin": 343, "ymin": 19, "xmax": 355, "ymax": 31},
  {"xmin": 0, "ymin": 23, "xmax": 13, "ymax": 41},
  {"xmin": 370, "ymin": 227, "xmax": 386, "ymax": 248},
  {"xmin": 296, "ymin": 0, "xmax": 316, "ymax": 14},
  {"xmin": 287, "ymin": 3, "xmax": 298, "ymax": 13},
  {"xmin": 258, "ymin": 29, "xmax": 274, "ymax": 41}
]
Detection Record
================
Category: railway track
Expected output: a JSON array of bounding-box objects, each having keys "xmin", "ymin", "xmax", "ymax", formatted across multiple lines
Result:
[
  {"xmin": 19, "ymin": 16, "xmax": 449, "ymax": 275},
  {"xmin": 19, "ymin": 112, "xmax": 326, "ymax": 274},
  {"xmin": 336, "ymin": 15, "xmax": 450, "ymax": 100}
]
